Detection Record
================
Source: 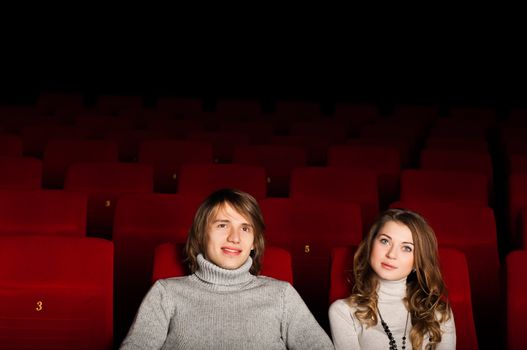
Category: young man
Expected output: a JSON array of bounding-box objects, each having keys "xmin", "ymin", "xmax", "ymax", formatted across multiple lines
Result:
[{"xmin": 121, "ymin": 188, "xmax": 333, "ymax": 350}]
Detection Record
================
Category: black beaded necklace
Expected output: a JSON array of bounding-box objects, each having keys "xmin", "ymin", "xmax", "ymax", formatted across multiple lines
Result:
[{"xmin": 378, "ymin": 307, "xmax": 410, "ymax": 350}]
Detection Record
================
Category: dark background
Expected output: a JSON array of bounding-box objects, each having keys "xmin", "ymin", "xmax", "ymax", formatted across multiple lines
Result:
[{"xmin": 1, "ymin": 20, "xmax": 525, "ymax": 110}]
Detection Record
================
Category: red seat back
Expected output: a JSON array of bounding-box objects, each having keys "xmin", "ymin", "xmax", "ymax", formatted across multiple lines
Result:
[{"xmin": 0, "ymin": 236, "xmax": 113, "ymax": 350}]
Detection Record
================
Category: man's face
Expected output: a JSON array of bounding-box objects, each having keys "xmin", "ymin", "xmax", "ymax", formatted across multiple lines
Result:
[{"xmin": 205, "ymin": 203, "xmax": 255, "ymax": 270}]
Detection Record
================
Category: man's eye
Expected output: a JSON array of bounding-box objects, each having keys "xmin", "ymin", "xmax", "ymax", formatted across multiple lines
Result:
[{"xmin": 218, "ymin": 224, "xmax": 227, "ymax": 229}]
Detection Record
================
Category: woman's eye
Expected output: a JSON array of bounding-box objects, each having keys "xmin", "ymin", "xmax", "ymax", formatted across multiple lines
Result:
[
  {"xmin": 380, "ymin": 238, "xmax": 389, "ymax": 245},
  {"xmin": 402, "ymin": 246, "xmax": 413, "ymax": 252}
]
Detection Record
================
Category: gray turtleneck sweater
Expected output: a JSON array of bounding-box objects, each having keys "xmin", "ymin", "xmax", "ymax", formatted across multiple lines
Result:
[
  {"xmin": 329, "ymin": 278, "xmax": 456, "ymax": 350},
  {"xmin": 120, "ymin": 254, "xmax": 334, "ymax": 350}
]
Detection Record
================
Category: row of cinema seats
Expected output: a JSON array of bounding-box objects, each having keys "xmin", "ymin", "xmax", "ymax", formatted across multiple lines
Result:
[
  {"xmin": 0, "ymin": 186, "xmax": 502, "ymax": 348},
  {"xmin": 3, "ymin": 93, "xmax": 527, "ymax": 349},
  {"xmin": 0, "ymin": 136, "xmax": 489, "ymax": 193},
  {"xmin": 2, "ymin": 233, "xmax": 526, "ymax": 350},
  {"xmin": 0, "ymin": 152, "xmax": 492, "ymax": 232}
]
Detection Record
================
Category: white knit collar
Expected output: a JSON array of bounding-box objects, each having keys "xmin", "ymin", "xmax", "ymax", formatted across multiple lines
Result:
[
  {"xmin": 377, "ymin": 277, "xmax": 407, "ymax": 300},
  {"xmin": 194, "ymin": 254, "xmax": 255, "ymax": 287}
]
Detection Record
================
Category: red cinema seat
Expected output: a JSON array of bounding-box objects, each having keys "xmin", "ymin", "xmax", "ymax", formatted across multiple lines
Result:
[
  {"xmin": 43, "ymin": 140, "xmax": 118, "ymax": 189},
  {"xmin": 178, "ymin": 163, "xmax": 267, "ymax": 200},
  {"xmin": 233, "ymin": 144, "xmax": 307, "ymax": 197},
  {"xmin": 64, "ymin": 162, "xmax": 153, "ymax": 237},
  {"xmin": 138, "ymin": 140, "xmax": 213, "ymax": 193},
  {"xmin": 328, "ymin": 145, "xmax": 401, "ymax": 207},
  {"xmin": 0, "ymin": 189, "xmax": 86, "ymax": 237},
  {"xmin": 187, "ymin": 131, "xmax": 250, "ymax": 163},
  {"xmin": 0, "ymin": 134, "xmax": 22, "ymax": 156},
  {"xmin": 419, "ymin": 149, "xmax": 492, "ymax": 184},
  {"xmin": 507, "ymin": 250, "xmax": 527, "ymax": 350},
  {"xmin": 0, "ymin": 236, "xmax": 113, "ymax": 350},
  {"xmin": 290, "ymin": 166, "xmax": 379, "ymax": 230},
  {"xmin": 21, "ymin": 125, "xmax": 90, "ymax": 157},
  {"xmin": 401, "ymin": 169, "xmax": 489, "ymax": 206},
  {"xmin": 260, "ymin": 197, "xmax": 362, "ymax": 328},
  {"xmin": 0, "ymin": 156, "xmax": 42, "ymax": 190}
]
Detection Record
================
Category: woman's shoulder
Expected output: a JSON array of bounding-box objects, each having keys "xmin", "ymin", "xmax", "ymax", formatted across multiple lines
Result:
[{"xmin": 330, "ymin": 298, "xmax": 358, "ymax": 316}]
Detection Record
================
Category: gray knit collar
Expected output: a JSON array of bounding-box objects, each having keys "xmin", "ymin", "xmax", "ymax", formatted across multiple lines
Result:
[{"xmin": 194, "ymin": 254, "xmax": 255, "ymax": 287}]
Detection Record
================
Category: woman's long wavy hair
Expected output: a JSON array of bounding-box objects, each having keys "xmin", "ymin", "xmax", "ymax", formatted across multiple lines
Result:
[
  {"xmin": 348, "ymin": 208, "xmax": 451, "ymax": 350},
  {"xmin": 185, "ymin": 188, "xmax": 265, "ymax": 275}
]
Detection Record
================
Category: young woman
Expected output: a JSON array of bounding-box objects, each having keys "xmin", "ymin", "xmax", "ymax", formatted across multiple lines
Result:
[
  {"xmin": 121, "ymin": 188, "xmax": 333, "ymax": 350},
  {"xmin": 329, "ymin": 208, "xmax": 456, "ymax": 350}
]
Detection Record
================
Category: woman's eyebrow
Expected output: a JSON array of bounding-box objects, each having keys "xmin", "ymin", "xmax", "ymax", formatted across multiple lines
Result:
[
  {"xmin": 379, "ymin": 233, "xmax": 414, "ymax": 245},
  {"xmin": 379, "ymin": 233, "xmax": 392, "ymax": 240}
]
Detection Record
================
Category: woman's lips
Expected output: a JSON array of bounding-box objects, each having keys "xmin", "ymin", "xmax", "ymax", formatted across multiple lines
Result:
[{"xmin": 381, "ymin": 262, "xmax": 397, "ymax": 270}]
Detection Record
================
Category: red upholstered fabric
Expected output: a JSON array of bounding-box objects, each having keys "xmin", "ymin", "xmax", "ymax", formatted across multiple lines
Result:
[
  {"xmin": 64, "ymin": 162, "xmax": 153, "ymax": 236},
  {"xmin": 0, "ymin": 189, "xmax": 86, "ymax": 237},
  {"xmin": 0, "ymin": 236, "xmax": 113, "ymax": 350},
  {"xmin": 508, "ymin": 173, "xmax": 527, "ymax": 248},
  {"xmin": 219, "ymin": 121, "xmax": 273, "ymax": 144},
  {"xmin": 328, "ymin": 145, "xmax": 401, "ymax": 207},
  {"xmin": 291, "ymin": 121, "xmax": 348, "ymax": 143},
  {"xmin": 329, "ymin": 247, "xmax": 478, "ymax": 350},
  {"xmin": 401, "ymin": 169, "xmax": 489, "ymax": 206},
  {"xmin": 178, "ymin": 163, "xmax": 267, "ymax": 200},
  {"xmin": 426, "ymin": 137, "xmax": 488, "ymax": 152},
  {"xmin": 21, "ymin": 125, "xmax": 90, "ymax": 157},
  {"xmin": 36, "ymin": 92, "xmax": 84, "ymax": 114},
  {"xmin": 186, "ymin": 131, "xmax": 250, "ymax": 163},
  {"xmin": 138, "ymin": 140, "xmax": 213, "ymax": 193},
  {"xmin": 215, "ymin": 99, "xmax": 263, "ymax": 121},
  {"xmin": 103, "ymin": 129, "xmax": 167, "ymax": 162},
  {"xmin": 260, "ymin": 197, "xmax": 363, "ymax": 328},
  {"xmin": 0, "ymin": 156, "xmax": 42, "ymax": 190},
  {"xmin": 509, "ymin": 153, "xmax": 527, "ymax": 174},
  {"xmin": 74, "ymin": 114, "xmax": 135, "ymax": 138},
  {"xmin": 346, "ymin": 137, "xmax": 413, "ymax": 167},
  {"xmin": 233, "ymin": 145, "xmax": 307, "ymax": 197},
  {"xmin": 419, "ymin": 149, "xmax": 493, "ymax": 184},
  {"xmin": 0, "ymin": 134, "xmax": 22, "ymax": 156},
  {"xmin": 290, "ymin": 166, "xmax": 378, "ymax": 230},
  {"xmin": 270, "ymin": 134, "xmax": 333, "ymax": 166},
  {"xmin": 43, "ymin": 140, "xmax": 118, "ymax": 188},
  {"xmin": 146, "ymin": 119, "xmax": 205, "ymax": 139},
  {"xmin": 507, "ymin": 250, "xmax": 527, "ymax": 350}
]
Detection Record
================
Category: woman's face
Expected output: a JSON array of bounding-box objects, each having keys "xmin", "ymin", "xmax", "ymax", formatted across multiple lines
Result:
[
  {"xmin": 369, "ymin": 220, "xmax": 415, "ymax": 281},
  {"xmin": 205, "ymin": 203, "xmax": 255, "ymax": 270}
]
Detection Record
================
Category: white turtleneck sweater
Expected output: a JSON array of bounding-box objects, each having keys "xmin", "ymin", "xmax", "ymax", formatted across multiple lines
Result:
[
  {"xmin": 120, "ymin": 254, "xmax": 334, "ymax": 350},
  {"xmin": 329, "ymin": 278, "xmax": 456, "ymax": 350}
]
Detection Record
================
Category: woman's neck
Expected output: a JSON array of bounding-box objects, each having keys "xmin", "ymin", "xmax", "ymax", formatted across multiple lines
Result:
[{"xmin": 377, "ymin": 277, "xmax": 407, "ymax": 300}]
